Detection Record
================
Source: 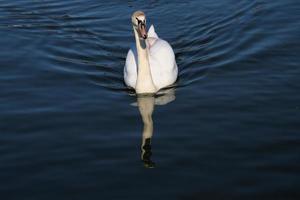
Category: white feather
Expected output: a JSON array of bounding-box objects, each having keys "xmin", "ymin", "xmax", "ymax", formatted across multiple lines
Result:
[{"xmin": 148, "ymin": 25, "xmax": 158, "ymax": 39}]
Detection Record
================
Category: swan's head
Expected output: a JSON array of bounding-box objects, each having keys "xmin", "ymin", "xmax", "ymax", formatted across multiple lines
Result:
[{"xmin": 131, "ymin": 11, "xmax": 147, "ymax": 40}]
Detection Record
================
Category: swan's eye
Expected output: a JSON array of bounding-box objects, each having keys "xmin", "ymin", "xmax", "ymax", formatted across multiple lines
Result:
[
  {"xmin": 136, "ymin": 17, "xmax": 142, "ymax": 24},
  {"xmin": 136, "ymin": 17, "xmax": 146, "ymax": 25}
]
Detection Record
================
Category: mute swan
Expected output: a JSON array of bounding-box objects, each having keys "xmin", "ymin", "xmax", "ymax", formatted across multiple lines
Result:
[{"xmin": 124, "ymin": 11, "xmax": 178, "ymax": 94}]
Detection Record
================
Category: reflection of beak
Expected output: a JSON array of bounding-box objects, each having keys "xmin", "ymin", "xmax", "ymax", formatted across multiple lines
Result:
[{"xmin": 139, "ymin": 23, "xmax": 147, "ymax": 39}]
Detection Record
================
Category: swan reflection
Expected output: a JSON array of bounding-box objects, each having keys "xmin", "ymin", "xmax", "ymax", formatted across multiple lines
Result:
[{"xmin": 135, "ymin": 88, "xmax": 176, "ymax": 168}]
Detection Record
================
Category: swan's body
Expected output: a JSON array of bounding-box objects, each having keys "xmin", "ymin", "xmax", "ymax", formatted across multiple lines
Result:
[{"xmin": 124, "ymin": 11, "xmax": 178, "ymax": 94}]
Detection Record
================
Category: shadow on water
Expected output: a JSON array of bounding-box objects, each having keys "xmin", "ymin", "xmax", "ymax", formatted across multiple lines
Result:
[{"xmin": 134, "ymin": 88, "xmax": 176, "ymax": 168}]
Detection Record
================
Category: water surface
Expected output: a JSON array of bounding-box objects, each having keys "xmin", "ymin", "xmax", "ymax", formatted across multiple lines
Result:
[{"xmin": 1, "ymin": 0, "xmax": 300, "ymax": 199}]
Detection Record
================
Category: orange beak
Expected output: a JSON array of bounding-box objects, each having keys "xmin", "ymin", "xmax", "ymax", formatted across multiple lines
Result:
[{"xmin": 138, "ymin": 23, "xmax": 147, "ymax": 39}]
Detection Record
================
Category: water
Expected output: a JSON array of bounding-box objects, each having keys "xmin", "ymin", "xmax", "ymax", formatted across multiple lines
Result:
[{"xmin": 1, "ymin": 0, "xmax": 300, "ymax": 199}]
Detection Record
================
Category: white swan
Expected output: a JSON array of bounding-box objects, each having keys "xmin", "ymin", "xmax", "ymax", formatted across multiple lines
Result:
[{"xmin": 124, "ymin": 11, "xmax": 178, "ymax": 94}]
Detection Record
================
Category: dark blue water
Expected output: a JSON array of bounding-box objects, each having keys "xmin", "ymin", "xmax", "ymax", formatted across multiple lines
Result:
[{"xmin": 1, "ymin": 0, "xmax": 300, "ymax": 199}]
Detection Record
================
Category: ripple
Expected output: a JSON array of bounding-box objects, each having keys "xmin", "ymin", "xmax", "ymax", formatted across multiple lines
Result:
[
  {"xmin": 1, "ymin": 0, "xmax": 300, "ymax": 198},
  {"xmin": 0, "ymin": 0, "xmax": 295, "ymax": 92}
]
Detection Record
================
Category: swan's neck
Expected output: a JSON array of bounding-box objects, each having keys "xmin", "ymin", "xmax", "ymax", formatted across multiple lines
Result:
[{"xmin": 134, "ymin": 28, "xmax": 156, "ymax": 94}]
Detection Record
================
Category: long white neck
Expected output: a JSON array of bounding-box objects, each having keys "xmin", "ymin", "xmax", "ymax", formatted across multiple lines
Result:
[{"xmin": 133, "ymin": 27, "xmax": 156, "ymax": 94}]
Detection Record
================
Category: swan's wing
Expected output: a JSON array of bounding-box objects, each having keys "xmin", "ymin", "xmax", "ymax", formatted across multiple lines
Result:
[
  {"xmin": 124, "ymin": 49, "xmax": 137, "ymax": 88},
  {"xmin": 149, "ymin": 39, "xmax": 178, "ymax": 89},
  {"xmin": 147, "ymin": 25, "xmax": 159, "ymax": 47},
  {"xmin": 148, "ymin": 25, "xmax": 158, "ymax": 39}
]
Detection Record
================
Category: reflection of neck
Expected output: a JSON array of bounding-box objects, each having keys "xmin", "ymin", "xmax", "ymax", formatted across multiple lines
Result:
[
  {"xmin": 137, "ymin": 96, "xmax": 154, "ymax": 145},
  {"xmin": 134, "ymin": 28, "xmax": 156, "ymax": 94},
  {"xmin": 137, "ymin": 96, "xmax": 155, "ymax": 168}
]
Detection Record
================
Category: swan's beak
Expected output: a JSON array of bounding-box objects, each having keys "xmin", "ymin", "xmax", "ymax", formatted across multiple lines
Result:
[{"xmin": 139, "ymin": 23, "xmax": 147, "ymax": 39}]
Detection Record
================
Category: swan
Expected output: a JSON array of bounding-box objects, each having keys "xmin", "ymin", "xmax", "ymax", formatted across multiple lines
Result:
[{"xmin": 124, "ymin": 11, "xmax": 178, "ymax": 94}]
